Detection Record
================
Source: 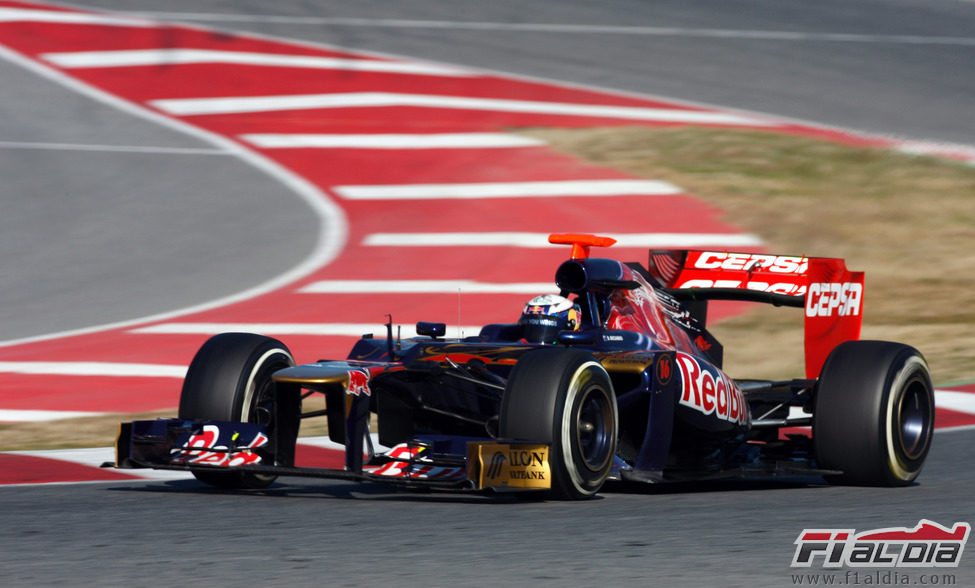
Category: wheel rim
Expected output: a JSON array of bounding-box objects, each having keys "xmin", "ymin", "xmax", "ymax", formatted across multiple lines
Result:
[
  {"xmin": 241, "ymin": 351, "xmax": 293, "ymax": 475},
  {"xmin": 241, "ymin": 351, "xmax": 293, "ymax": 429},
  {"xmin": 250, "ymin": 374, "xmax": 277, "ymax": 429},
  {"xmin": 576, "ymin": 386, "xmax": 614, "ymax": 473},
  {"xmin": 896, "ymin": 377, "xmax": 932, "ymax": 461}
]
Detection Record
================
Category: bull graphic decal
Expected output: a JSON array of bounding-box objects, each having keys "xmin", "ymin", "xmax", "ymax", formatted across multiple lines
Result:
[{"xmin": 346, "ymin": 369, "xmax": 371, "ymax": 397}]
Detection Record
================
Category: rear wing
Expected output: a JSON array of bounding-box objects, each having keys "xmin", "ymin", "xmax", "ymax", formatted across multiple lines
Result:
[{"xmin": 647, "ymin": 250, "xmax": 864, "ymax": 378}]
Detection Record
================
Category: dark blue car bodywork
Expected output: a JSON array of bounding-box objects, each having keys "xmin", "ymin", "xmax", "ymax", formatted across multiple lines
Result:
[{"xmin": 114, "ymin": 234, "xmax": 933, "ymax": 498}]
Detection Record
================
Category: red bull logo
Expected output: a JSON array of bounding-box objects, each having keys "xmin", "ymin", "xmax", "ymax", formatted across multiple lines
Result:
[
  {"xmin": 676, "ymin": 352, "xmax": 748, "ymax": 425},
  {"xmin": 346, "ymin": 369, "xmax": 371, "ymax": 397},
  {"xmin": 170, "ymin": 424, "xmax": 267, "ymax": 467}
]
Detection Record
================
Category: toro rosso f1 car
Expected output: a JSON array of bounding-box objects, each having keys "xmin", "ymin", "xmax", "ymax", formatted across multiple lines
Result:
[{"xmin": 114, "ymin": 234, "xmax": 935, "ymax": 499}]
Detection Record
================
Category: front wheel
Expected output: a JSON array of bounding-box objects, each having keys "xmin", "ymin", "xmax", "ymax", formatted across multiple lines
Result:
[
  {"xmin": 499, "ymin": 348, "xmax": 617, "ymax": 500},
  {"xmin": 813, "ymin": 340, "xmax": 934, "ymax": 486},
  {"xmin": 178, "ymin": 332, "xmax": 299, "ymax": 489}
]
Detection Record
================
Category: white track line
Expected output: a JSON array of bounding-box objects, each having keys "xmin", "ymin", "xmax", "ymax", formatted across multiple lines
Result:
[
  {"xmin": 6, "ymin": 446, "xmax": 191, "ymax": 480},
  {"xmin": 894, "ymin": 140, "xmax": 975, "ymax": 165},
  {"xmin": 334, "ymin": 179, "xmax": 681, "ymax": 200},
  {"xmin": 0, "ymin": 409, "xmax": 106, "ymax": 423},
  {"xmin": 241, "ymin": 133, "xmax": 544, "ymax": 149},
  {"xmin": 0, "ymin": 7, "xmax": 152, "ymax": 26},
  {"xmin": 4, "ymin": 391, "xmax": 970, "ymax": 425},
  {"xmin": 130, "ymin": 323, "xmax": 483, "ymax": 338},
  {"xmin": 0, "ymin": 362, "xmax": 185, "ymax": 377},
  {"xmin": 41, "ymin": 48, "xmax": 472, "ymax": 77},
  {"xmin": 934, "ymin": 390, "xmax": 975, "ymax": 415},
  {"xmin": 299, "ymin": 280, "xmax": 556, "ymax": 294},
  {"xmin": 4, "ymin": 391, "xmax": 973, "ymax": 425},
  {"xmin": 363, "ymin": 232, "xmax": 764, "ymax": 248},
  {"xmin": 150, "ymin": 92, "xmax": 775, "ymax": 126}
]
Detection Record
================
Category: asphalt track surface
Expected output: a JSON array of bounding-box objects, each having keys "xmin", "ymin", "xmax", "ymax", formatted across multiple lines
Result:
[
  {"xmin": 1, "ymin": 1, "xmax": 974, "ymax": 586},
  {"xmin": 3, "ymin": 431, "xmax": 974, "ymax": 586},
  {"xmin": 87, "ymin": 0, "xmax": 975, "ymax": 145}
]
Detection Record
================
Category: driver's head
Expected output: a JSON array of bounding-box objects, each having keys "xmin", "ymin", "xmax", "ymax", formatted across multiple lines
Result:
[{"xmin": 518, "ymin": 294, "xmax": 581, "ymax": 343}]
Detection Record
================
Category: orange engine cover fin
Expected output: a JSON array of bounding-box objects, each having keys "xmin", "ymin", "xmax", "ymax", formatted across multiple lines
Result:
[{"xmin": 548, "ymin": 233, "xmax": 617, "ymax": 259}]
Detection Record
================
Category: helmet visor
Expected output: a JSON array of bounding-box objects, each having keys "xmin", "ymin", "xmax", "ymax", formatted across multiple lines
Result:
[{"xmin": 519, "ymin": 313, "xmax": 566, "ymax": 343}]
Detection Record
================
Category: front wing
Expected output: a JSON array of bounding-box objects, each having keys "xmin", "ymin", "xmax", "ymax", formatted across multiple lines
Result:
[{"xmin": 113, "ymin": 418, "xmax": 552, "ymax": 493}]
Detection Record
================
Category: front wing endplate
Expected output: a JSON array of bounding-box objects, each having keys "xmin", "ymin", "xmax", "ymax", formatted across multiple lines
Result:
[{"xmin": 467, "ymin": 441, "xmax": 551, "ymax": 491}]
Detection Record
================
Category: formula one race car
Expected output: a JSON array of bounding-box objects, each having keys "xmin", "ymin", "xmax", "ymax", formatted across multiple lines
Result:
[{"xmin": 114, "ymin": 234, "xmax": 935, "ymax": 499}]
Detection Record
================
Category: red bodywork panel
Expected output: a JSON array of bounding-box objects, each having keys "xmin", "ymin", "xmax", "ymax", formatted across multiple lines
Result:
[{"xmin": 648, "ymin": 250, "xmax": 864, "ymax": 377}]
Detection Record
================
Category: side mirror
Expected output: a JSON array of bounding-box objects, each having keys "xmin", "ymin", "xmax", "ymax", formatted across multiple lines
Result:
[{"xmin": 416, "ymin": 322, "xmax": 446, "ymax": 338}]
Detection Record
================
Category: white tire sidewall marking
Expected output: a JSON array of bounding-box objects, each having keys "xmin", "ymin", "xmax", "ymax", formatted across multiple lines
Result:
[
  {"xmin": 560, "ymin": 360, "xmax": 616, "ymax": 495},
  {"xmin": 884, "ymin": 354, "xmax": 929, "ymax": 481},
  {"xmin": 237, "ymin": 347, "xmax": 295, "ymax": 421}
]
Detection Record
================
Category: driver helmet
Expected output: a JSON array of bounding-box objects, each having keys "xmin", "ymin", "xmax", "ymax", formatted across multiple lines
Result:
[{"xmin": 518, "ymin": 294, "xmax": 581, "ymax": 343}]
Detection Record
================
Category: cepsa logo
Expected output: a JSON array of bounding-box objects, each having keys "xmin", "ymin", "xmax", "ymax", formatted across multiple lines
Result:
[
  {"xmin": 681, "ymin": 252, "xmax": 810, "ymax": 295},
  {"xmin": 692, "ymin": 252, "xmax": 808, "ymax": 274},
  {"xmin": 792, "ymin": 520, "xmax": 970, "ymax": 568},
  {"xmin": 677, "ymin": 278, "xmax": 807, "ymax": 296},
  {"xmin": 675, "ymin": 352, "xmax": 748, "ymax": 425},
  {"xmin": 805, "ymin": 282, "xmax": 863, "ymax": 318}
]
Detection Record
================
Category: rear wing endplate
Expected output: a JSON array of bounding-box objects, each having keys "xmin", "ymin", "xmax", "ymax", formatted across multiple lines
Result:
[{"xmin": 647, "ymin": 250, "xmax": 864, "ymax": 378}]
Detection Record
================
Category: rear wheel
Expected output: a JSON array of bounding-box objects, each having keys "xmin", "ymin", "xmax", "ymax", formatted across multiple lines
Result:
[
  {"xmin": 813, "ymin": 340, "xmax": 934, "ymax": 486},
  {"xmin": 499, "ymin": 348, "xmax": 617, "ymax": 499},
  {"xmin": 178, "ymin": 333, "xmax": 299, "ymax": 489}
]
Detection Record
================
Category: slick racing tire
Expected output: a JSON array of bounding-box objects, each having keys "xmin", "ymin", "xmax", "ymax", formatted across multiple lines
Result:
[
  {"xmin": 813, "ymin": 340, "xmax": 934, "ymax": 486},
  {"xmin": 178, "ymin": 333, "xmax": 299, "ymax": 489},
  {"xmin": 499, "ymin": 348, "xmax": 617, "ymax": 500}
]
